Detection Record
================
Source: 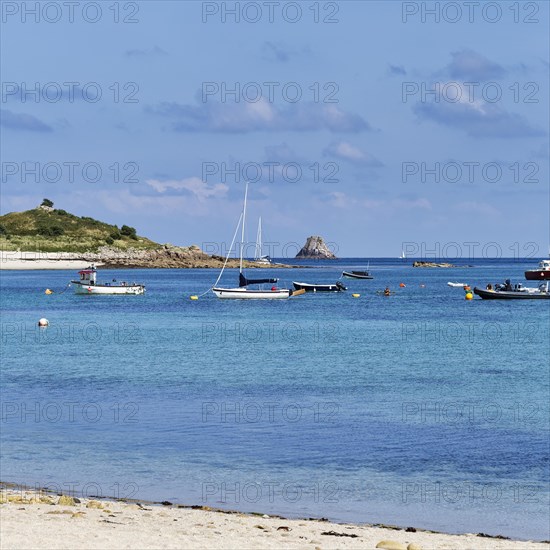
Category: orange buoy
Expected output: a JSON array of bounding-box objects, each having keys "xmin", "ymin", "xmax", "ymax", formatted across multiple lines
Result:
[{"xmin": 399, "ymin": 283, "xmax": 406, "ymax": 288}]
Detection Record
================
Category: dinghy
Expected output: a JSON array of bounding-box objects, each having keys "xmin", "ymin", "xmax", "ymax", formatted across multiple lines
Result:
[
  {"xmin": 342, "ymin": 270, "xmax": 373, "ymax": 280},
  {"xmin": 292, "ymin": 281, "xmax": 347, "ymax": 293},
  {"xmin": 474, "ymin": 280, "xmax": 550, "ymax": 300}
]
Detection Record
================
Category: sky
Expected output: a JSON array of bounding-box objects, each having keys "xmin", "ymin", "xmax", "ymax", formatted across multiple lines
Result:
[{"xmin": 1, "ymin": 0, "xmax": 549, "ymax": 258}]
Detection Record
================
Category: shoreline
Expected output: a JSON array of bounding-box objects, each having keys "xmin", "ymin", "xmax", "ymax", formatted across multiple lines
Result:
[
  {"xmin": 1, "ymin": 483, "xmax": 547, "ymax": 549},
  {"xmin": 0, "ymin": 250, "xmax": 299, "ymax": 270}
]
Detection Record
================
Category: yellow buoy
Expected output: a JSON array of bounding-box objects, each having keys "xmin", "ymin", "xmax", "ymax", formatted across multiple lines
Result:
[
  {"xmin": 190, "ymin": 295, "xmax": 199, "ymax": 300},
  {"xmin": 465, "ymin": 292, "xmax": 473, "ymax": 300},
  {"xmin": 45, "ymin": 289, "xmax": 53, "ymax": 294},
  {"xmin": 352, "ymin": 293, "xmax": 360, "ymax": 298}
]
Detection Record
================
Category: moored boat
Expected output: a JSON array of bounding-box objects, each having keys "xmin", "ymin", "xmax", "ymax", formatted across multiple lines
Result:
[
  {"xmin": 524, "ymin": 259, "xmax": 550, "ymax": 280},
  {"xmin": 342, "ymin": 270, "xmax": 373, "ymax": 280},
  {"xmin": 474, "ymin": 280, "xmax": 550, "ymax": 300},
  {"xmin": 212, "ymin": 185, "xmax": 297, "ymax": 300},
  {"xmin": 292, "ymin": 281, "xmax": 347, "ymax": 293},
  {"xmin": 447, "ymin": 282, "xmax": 466, "ymax": 287},
  {"xmin": 71, "ymin": 265, "xmax": 145, "ymax": 295},
  {"xmin": 213, "ymin": 286, "xmax": 291, "ymax": 299},
  {"xmin": 253, "ymin": 217, "xmax": 272, "ymax": 265}
]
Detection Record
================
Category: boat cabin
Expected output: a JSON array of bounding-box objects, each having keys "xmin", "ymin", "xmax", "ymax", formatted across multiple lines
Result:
[{"xmin": 78, "ymin": 266, "xmax": 97, "ymax": 286}]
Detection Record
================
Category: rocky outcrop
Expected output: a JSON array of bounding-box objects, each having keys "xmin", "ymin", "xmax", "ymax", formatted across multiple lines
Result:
[
  {"xmin": 412, "ymin": 261, "xmax": 456, "ymax": 268},
  {"xmin": 296, "ymin": 236, "xmax": 337, "ymax": 259},
  {"xmin": 81, "ymin": 245, "xmax": 291, "ymax": 269},
  {"xmin": 1, "ymin": 245, "xmax": 297, "ymax": 269}
]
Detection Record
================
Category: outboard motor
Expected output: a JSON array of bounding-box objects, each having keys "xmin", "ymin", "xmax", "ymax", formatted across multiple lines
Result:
[{"xmin": 336, "ymin": 281, "xmax": 347, "ymax": 291}]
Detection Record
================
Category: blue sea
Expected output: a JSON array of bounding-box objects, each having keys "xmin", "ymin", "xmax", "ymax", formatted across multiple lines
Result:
[{"xmin": 1, "ymin": 258, "xmax": 549, "ymax": 541}]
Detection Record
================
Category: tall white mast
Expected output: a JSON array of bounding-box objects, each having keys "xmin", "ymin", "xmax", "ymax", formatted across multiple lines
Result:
[
  {"xmin": 240, "ymin": 184, "xmax": 248, "ymax": 273},
  {"xmin": 255, "ymin": 217, "xmax": 262, "ymax": 261}
]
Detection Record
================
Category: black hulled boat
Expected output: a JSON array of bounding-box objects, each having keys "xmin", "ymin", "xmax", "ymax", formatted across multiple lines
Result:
[
  {"xmin": 292, "ymin": 281, "xmax": 347, "ymax": 293},
  {"xmin": 342, "ymin": 270, "xmax": 373, "ymax": 280},
  {"xmin": 474, "ymin": 280, "xmax": 550, "ymax": 300}
]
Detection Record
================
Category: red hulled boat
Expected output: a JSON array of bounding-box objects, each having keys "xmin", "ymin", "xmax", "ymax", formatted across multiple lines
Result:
[{"xmin": 525, "ymin": 259, "xmax": 550, "ymax": 280}]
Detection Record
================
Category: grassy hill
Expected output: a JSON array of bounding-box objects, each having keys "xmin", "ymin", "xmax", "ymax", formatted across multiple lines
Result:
[{"xmin": 0, "ymin": 202, "xmax": 160, "ymax": 252}]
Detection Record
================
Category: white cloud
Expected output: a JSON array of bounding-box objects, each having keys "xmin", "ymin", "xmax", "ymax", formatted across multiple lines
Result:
[
  {"xmin": 324, "ymin": 141, "xmax": 383, "ymax": 166},
  {"xmin": 454, "ymin": 201, "xmax": 500, "ymax": 216},
  {"xmin": 148, "ymin": 98, "xmax": 372, "ymax": 134},
  {"xmin": 145, "ymin": 177, "xmax": 229, "ymax": 200},
  {"xmin": 392, "ymin": 198, "xmax": 432, "ymax": 210}
]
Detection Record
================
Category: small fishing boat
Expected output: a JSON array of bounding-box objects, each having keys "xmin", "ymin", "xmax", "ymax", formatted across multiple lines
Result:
[
  {"xmin": 342, "ymin": 270, "xmax": 373, "ymax": 280},
  {"xmin": 71, "ymin": 265, "xmax": 145, "ymax": 295},
  {"xmin": 292, "ymin": 281, "xmax": 347, "ymax": 293},
  {"xmin": 474, "ymin": 280, "xmax": 550, "ymax": 300},
  {"xmin": 524, "ymin": 259, "xmax": 550, "ymax": 280},
  {"xmin": 447, "ymin": 282, "xmax": 467, "ymax": 287}
]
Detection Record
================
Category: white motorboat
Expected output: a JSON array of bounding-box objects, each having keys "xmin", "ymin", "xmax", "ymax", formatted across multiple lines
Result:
[
  {"xmin": 71, "ymin": 265, "xmax": 145, "ymax": 295},
  {"xmin": 447, "ymin": 282, "xmax": 467, "ymax": 287}
]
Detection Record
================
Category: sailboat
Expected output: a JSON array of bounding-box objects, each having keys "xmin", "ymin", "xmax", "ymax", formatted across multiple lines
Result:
[
  {"xmin": 212, "ymin": 185, "xmax": 294, "ymax": 299},
  {"xmin": 399, "ymin": 249, "xmax": 406, "ymax": 260},
  {"xmin": 253, "ymin": 217, "xmax": 271, "ymax": 265}
]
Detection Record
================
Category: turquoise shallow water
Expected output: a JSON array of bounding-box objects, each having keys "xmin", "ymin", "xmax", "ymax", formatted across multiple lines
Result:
[{"xmin": 1, "ymin": 259, "xmax": 549, "ymax": 540}]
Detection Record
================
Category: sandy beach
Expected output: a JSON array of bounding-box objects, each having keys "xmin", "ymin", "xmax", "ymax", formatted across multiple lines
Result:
[
  {"xmin": 0, "ymin": 251, "xmax": 97, "ymax": 270},
  {"xmin": 0, "ymin": 487, "xmax": 547, "ymax": 550}
]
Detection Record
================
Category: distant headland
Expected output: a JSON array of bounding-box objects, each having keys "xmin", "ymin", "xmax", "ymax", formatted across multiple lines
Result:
[{"xmin": 0, "ymin": 200, "xmax": 293, "ymax": 270}]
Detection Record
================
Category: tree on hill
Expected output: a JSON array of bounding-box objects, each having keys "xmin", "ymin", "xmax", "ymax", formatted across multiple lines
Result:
[
  {"xmin": 38, "ymin": 224, "xmax": 64, "ymax": 237},
  {"xmin": 41, "ymin": 198, "xmax": 54, "ymax": 208},
  {"xmin": 121, "ymin": 225, "xmax": 138, "ymax": 239}
]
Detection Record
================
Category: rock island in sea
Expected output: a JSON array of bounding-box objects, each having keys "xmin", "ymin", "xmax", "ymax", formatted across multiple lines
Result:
[{"xmin": 295, "ymin": 235, "xmax": 337, "ymax": 259}]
